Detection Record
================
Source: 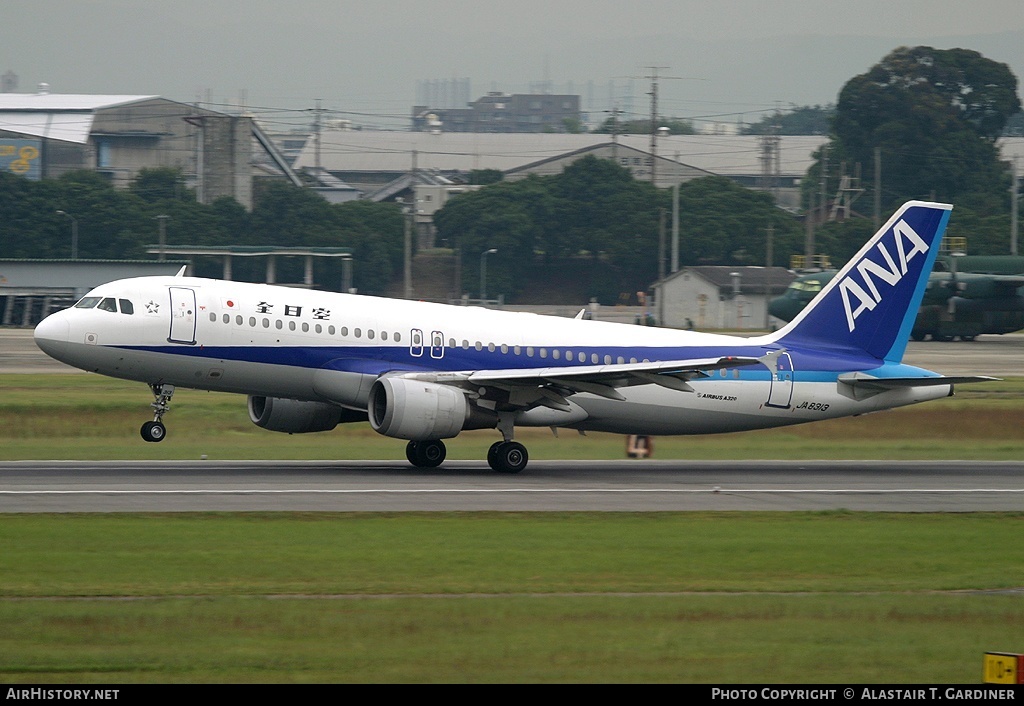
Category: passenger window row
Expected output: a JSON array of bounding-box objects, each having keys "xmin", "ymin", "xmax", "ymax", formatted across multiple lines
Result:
[
  {"xmin": 207, "ymin": 311, "xmax": 404, "ymax": 343},
  {"xmin": 204, "ymin": 311, "xmax": 654, "ymax": 365}
]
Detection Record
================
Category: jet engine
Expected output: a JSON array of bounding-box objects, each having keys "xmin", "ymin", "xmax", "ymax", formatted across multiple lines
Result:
[
  {"xmin": 368, "ymin": 377, "xmax": 495, "ymax": 440},
  {"xmin": 247, "ymin": 395, "xmax": 363, "ymax": 434}
]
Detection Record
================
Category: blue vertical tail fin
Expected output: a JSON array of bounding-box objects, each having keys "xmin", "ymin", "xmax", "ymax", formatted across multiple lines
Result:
[{"xmin": 772, "ymin": 201, "xmax": 952, "ymax": 362}]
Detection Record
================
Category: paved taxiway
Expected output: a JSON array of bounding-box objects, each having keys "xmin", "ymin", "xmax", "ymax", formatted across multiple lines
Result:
[{"xmin": 1, "ymin": 460, "xmax": 1021, "ymax": 512}]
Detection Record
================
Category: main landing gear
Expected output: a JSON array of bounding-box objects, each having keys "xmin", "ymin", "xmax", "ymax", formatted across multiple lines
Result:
[
  {"xmin": 404, "ymin": 438, "xmax": 529, "ymax": 473},
  {"xmin": 487, "ymin": 440, "xmax": 529, "ymax": 474},
  {"xmin": 405, "ymin": 413, "xmax": 529, "ymax": 474},
  {"xmin": 487, "ymin": 413, "xmax": 527, "ymax": 473},
  {"xmin": 405, "ymin": 439, "xmax": 446, "ymax": 468},
  {"xmin": 140, "ymin": 383, "xmax": 174, "ymax": 443}
]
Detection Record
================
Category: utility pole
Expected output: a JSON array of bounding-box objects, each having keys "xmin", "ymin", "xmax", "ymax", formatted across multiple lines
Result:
[
  {"xmin": 646, "ymin": 66, "xmax": 667, "ymax": 186},
  {"xmin": 658, "ymin": 207, "xmax": 666, "ymax": 282},
  {"xmin": 758, "ymin": 117, "xmax": 781, "ymax": 199},
  {"xmin": 764, "ymin": 223, "xmax": 774, "ymax": 329},
  {"xmin": 155, "ymin": 214, "xmax": 169, "ymax": 261},
  {"xmin": 671, "ymin": 151, "xmax": 680, "ymax": 273},
  {"xmin": 804, "ymin": 188, "xmax": 815, "ymax": 264},
  {"xmin": 873, "ymin": 147, "xmax": 882, "ymax": 231},
  {"xmin": 1012, "ymin": 156, "xmax": 1019, "ymax": 256},
  {"xmin": 819, "ymin": 144, "xmax": 829, "ymax": 228},
  {"xmin": 402, "ymin": 199, "xmax": 413, "ymax": 299},
  {"xmin": 312, "ymin": 98, "xmax": 323, "ymax": 175},
  {"xmin": 631, "ymin": 67, "xmax": 702, "ymax": 186},
  {"xmin": 603, "ymin": 103, "xmax": 622, "ymax": 160}
]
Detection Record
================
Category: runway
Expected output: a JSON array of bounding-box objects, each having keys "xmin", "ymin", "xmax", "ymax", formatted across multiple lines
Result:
[
  {"xmin": 1, "ymin": 459, "xmax": 1021, "ymax": 512},
  {"xmin": 2, "ymin": 329, "xmax": 1020, "ymax": 514}
]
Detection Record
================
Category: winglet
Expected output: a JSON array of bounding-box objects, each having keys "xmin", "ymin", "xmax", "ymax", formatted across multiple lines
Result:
[{"xmin": 771, "ymin": 201, "xmax": 952, "ymax": 362}]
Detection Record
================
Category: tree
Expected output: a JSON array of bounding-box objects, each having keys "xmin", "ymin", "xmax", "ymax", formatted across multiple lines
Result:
[
  {"xmin": 468, "ymin": 169, "xmax": 503, "ymax": 185},
  {"xmin": 827, "ymin": 46, "xmax": 1020, "ymax": 213},
  {"xmin": 434, "ymin": 155, "xmax": 805, "ymax": 303},
  {"xmin": 742, "ymin": 105, "xmax": 834, "ymax": 135},
  {"xmin": 592, "ymin": 117, "xmax": 695, "ymax": 135},
  {"xmin": 129, "ymin": 167, "xmax": 194, "ymax": 203},
  {"xmin": 676, "ymin": 176, "xmax": 803, "ymax": 267}
]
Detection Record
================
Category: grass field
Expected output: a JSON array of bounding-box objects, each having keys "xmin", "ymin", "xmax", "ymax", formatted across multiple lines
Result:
[
  {"xmin": 1, "ymin": 375, "xmax": 1022, "ymax": 683},
  {"xmin": 2, "ymin": 374, "xmax": 1024, "ymax": 461},
  {"xmin": 1, "ymin": 512, "xmax": 1023, "ymax": 683}
]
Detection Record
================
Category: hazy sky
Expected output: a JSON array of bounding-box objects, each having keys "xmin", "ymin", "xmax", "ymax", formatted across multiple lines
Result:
[{"xmin": 4, "ymin": 1, "xmax": 1023, "ymax": 130}]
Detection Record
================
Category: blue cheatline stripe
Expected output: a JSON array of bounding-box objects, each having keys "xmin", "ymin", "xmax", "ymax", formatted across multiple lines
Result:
[{"xmin": 112, "ymin": 340, "xmax": 905, "ymax": 380}]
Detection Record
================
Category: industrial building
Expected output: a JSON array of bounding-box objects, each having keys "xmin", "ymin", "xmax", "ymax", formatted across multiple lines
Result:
[
  {"xmin": 413, "ymin": 92, "xmax": 582, "ymax": 133},
  {"xmin": 0, "ymin": 88, "xmax": 295, "ymax": 209}
]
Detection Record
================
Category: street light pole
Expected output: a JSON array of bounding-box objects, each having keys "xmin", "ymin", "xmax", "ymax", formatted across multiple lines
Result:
[
  {"xmin": 480, "ymin": 248, "xmax": 497, "ymax": 301},
  {"xmin": 56, "ymin": 210, "xmax": 78, "ymax": 260}
]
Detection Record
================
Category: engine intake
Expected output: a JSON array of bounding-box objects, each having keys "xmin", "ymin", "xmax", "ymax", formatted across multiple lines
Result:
[
  {"xmin": 368, "ymin": 377, "xmax": 494, "ymax": 440},
  {"xmin": 248, "ymin": 396, "xmax": 363, "ymax": 434}
]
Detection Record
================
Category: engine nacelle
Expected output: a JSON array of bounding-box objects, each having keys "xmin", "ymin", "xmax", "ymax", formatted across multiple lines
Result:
[
  {"xmin": 248, "ymin": 395, "xmax": 361, "ymax": 434},
  {"xmin": 368, "ymin": 377, "xmax": 494, "ymax": 440}
]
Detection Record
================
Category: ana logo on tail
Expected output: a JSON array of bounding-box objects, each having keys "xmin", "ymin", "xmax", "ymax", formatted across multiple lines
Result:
[{"xmin": 839, "ymin": 219, "xmax": 929, "ymax": 332}]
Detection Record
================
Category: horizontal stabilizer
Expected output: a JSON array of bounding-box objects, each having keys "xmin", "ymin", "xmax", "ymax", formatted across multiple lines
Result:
[{"xmin": 838, "ymin": 371, "xmax": 999, "ymax": 393}]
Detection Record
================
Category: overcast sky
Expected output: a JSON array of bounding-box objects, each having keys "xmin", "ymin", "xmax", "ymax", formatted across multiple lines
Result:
[{"xmin": 4, "ymin": 0, "xmax": 1023, "ymax": 130}]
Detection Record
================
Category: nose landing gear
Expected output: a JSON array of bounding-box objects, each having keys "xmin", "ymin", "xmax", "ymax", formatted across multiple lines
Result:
[{"xmin": 140, "ymin": 383, "xmax": 174, "ymax": 443}]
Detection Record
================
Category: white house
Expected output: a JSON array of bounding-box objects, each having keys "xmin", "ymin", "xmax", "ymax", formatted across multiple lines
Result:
[{"xmin": 651, "ymin": 265, "xmax": 794, "ymax": 330}]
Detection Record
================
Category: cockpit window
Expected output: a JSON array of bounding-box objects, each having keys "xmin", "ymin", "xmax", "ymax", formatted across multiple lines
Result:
[
  {"xmin": 74, "ymin": 297, "xmax": 101, "ymax": 309},
  {"xmin": 97, "ymin": 297, "xmax": 118, "ymax": 312},
  {"xmin": 118, "ymin": 299, "xmax": 134, "ymax": 315}
]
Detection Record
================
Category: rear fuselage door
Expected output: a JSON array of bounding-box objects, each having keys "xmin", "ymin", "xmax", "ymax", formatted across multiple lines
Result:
[
  {"xmin": 766, "ymin": 352, "xmax": 794, "ymax": 408},
  {"xmin": 168, "ymin": 287, "xmax": 197, "ymax": 345}
]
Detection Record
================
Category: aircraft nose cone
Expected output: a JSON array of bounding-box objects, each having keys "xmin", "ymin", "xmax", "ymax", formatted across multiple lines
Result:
[{"xmin": 34, "ymin": 313, "xmax": 70, "ymax": 360}]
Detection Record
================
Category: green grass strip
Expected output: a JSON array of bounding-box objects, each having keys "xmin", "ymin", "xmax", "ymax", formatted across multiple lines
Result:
[{"xmin": 0, "ymin": 512, "xmax": 1022, "ymax": 683}]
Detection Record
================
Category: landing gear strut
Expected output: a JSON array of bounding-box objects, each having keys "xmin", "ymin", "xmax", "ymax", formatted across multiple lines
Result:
[
  {"xmin": 406, "ymin": 439, "xmax": 446, "ymax": 468},
  {"xmin": 140, "ymin": 383, "xmax": 174, "ymax": 443}
]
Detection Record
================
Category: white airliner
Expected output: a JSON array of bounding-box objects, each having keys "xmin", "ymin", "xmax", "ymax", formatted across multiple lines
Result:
[{"xmin": 34, "ymin": 201, "xmax": 992, "ymax": 472}]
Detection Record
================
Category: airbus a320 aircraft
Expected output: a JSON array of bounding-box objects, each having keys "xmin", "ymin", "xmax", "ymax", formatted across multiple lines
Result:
[{"xmin": 34, "ymin": 201, "xmax": 992, "ymax": 473}]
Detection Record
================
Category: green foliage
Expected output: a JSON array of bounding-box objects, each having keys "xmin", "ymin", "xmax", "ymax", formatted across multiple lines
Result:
[
  {"xmin": 435, "ymin": 157, "xmax": 806, "ymax": 302},
  {"xmin": 593, "ymin": 116, "xmax": 695, "ymax": 135},
  {"xmin": 561, "ymin": 116, "xmax": 586, "ymax": 134},
  {"xmin": 742, "ymin": 104, "xmax": 834, "ymax": 135},
  {"xmin": 1006, "ymin": 111, "xmax": 1024, "ymax": 136},
  {"xmin": 128, "ymin": 167, "xmax": 195, "ymax": 203},
  {"xmin": 677, "ymin": 176, "xmax": 803, "ymax": 267},
  {"xmin": 1, "ymin": 513, "xmax": 1022, "ymax": 681},
  {"xmin": 0, "ymin": 171, "xmax": 404, "ymax": 292},
  {"xmin": 468, "ymin": 168, "xmax": 504, "ymax": 185},
  {"xmin": 824, "ymin": 46, "xmax": 1020, "ymax": 221}
]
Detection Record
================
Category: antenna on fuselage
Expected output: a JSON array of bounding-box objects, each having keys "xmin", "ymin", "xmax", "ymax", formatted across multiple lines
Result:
[{"xmin": 174, "ymin": 266, "xmax": 187, "ymax": 277}]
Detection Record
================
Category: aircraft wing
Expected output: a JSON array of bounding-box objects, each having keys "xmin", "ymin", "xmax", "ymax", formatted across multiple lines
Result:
[{"xmin": 394, "ymin": 356, "xmax": 762, "ymax": 408}]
